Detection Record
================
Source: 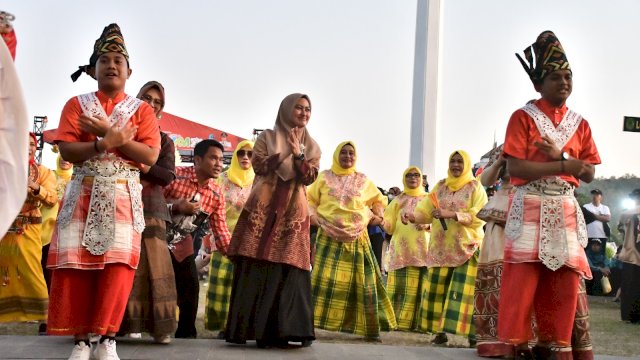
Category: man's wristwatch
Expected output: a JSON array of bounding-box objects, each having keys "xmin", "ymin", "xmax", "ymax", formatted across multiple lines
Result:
[
  {"xmin": 560, "ymin": 151, "xmax": 569, "ymax": 161},
  {"xmin": 294, "ymin": 152, "xmax": 305, "ymax": 161}
]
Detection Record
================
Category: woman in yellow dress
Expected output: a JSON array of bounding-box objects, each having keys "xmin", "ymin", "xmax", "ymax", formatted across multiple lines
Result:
[
  {"xmin": 0, "ymin": 133, "xmax": 57, "ymax": 324},
  {"xmin": 383, "ymin": 166, "xmax": 430, "ymax": 332},
  {"xmin": 409, "ymin": 150, "xmax": 487, "ymax": 345},
  {"xmin": 205, "ymin": 140, "xmax": 254, "ymax": 339},
  {"xmin": 309, "ymin": 141, "xmax": 396, "ymax": 340}
]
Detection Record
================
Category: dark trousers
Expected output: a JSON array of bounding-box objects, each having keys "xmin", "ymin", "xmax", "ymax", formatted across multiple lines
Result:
[
  {"xmin": 41, "ymin": 243, "xmax": 52, "ymax": 291},
  {"xmin": 171, "ymin": 253, "xmax": 199, "ymax": 338},
  {"xmin": 368, "ymin": 231, "xmax": 385, "ymax": 270}
]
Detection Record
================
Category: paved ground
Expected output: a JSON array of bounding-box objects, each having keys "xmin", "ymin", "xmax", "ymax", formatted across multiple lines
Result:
[{"xmin": 0, "ymin": 335, "xmax": 635, "ymax": 360}]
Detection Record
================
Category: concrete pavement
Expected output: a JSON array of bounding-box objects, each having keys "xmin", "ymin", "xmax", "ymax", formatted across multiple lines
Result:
[{"xmin": 0, "ymin": 335, "xmax": 635, "ymax": 360}]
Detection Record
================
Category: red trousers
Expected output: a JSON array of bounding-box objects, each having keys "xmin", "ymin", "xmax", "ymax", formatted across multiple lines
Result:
[
  {"xmin": 498, "ymin": 262, "xmax": 579, "ymax": 348},
  {"xmin": 47, "ymin": 264, "xmax": 135, "ymax": 335}
]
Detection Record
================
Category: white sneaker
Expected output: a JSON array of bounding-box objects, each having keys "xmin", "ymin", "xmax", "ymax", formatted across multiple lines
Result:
[
  {"xmin": 128, "ymin": 332, "xmax": 142, "ymax": 339},
  {"xmin": 93, "ymin": 339, "xmax": 120, "ymax": 360},
  {"xmin": 68, "ymin": 341, "xmax": 91, "ymax": 360}
]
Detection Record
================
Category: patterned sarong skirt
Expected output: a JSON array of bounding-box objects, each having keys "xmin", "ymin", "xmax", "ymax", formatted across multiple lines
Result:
[{"xmin": 312, "ymin": 229, "xmax": 397, "ymax": 338}]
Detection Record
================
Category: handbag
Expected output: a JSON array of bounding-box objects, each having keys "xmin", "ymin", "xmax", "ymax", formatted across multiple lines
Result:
[{"xmin": 600, "ymin": 276, "xmax": 612, "ymax": 295}]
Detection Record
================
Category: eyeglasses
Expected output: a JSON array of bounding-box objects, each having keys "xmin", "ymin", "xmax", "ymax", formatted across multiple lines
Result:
[
  {"xmin": 141, "ymin": 94, "xmax": 164, "ymax": 108},
  {"xmin": 405, "ymin": 173, "xmax": 421, "ymax": 179},
  {"xmin": 237, "ymin": 150, "xmax": 253, "ymax": 158}
]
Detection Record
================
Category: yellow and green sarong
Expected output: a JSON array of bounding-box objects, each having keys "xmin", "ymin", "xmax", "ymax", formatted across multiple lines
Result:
[
  {"xmin": 386, "ymin": 266, "xmax": 428, "ymax": 331},
  {"xmin": 205, "ymin": 251, "xmax": 234, "ymax": 331},
  {"xmin": 417, "ymin": 254, "xmax": 478, "ymax": 337},
  {"xmin": 312, "ymin": 229, "xmax": 396, "ymax": 338}
]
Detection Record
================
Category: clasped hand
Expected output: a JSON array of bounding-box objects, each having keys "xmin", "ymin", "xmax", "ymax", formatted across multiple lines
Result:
[
  {"xmin": 78, "ymin": 114, "xmax": 137, "ymax": 149},
  {"xmin": 432, "ymin": 208, "xmax": 455, "ymax": 220},
  {"xmin": 534, "ymin": 134, "xmax": 593, "ymax": 178},
  {"xmin": 287, "ymin": 127, "xmax": 303, "ymax": 156}
]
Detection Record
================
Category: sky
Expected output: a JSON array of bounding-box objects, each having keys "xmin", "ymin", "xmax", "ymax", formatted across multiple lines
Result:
[{"xmin": 5, "ymin": 0, "xmax": 640, "ymax": 190}]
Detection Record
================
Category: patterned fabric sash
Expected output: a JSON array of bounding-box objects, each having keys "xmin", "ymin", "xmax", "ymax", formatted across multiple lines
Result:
[
  {"xmin": 522, "ymin": 103, "xmax": 582, "ymax": 149},
  {"xmin": 77, "ymin": 92, "xmax": 142, "ymax": 132},
  {"xmin": 58, "ymin": 154, "xmax": 144, "ymax": 255},
  {"xmin": 57, "ymin": 93, "xmax": 144, "ymax": 255},
  {"xmin": 505, "ymin": 177, "xmax": 587, "ymax": 271}
]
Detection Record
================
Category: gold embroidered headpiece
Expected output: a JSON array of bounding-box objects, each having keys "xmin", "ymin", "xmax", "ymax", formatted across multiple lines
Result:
[
  {"xmin": 71, "ymin": 23, "xmax": 129, "ymax": 82},
  {"xmin": 516, "ymin": 30, "xmax": 571, "ymax": 84}
]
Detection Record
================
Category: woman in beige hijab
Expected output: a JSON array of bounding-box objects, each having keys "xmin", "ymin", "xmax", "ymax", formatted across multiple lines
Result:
[{"xmin": 226, "ymin": 93, "xmax": 320, "ymax": 348}]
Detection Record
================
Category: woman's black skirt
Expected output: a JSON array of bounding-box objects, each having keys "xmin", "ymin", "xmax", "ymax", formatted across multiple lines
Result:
[{"xmin": 225, "ymin": 256, "xmax": 315, "ymax": 345}]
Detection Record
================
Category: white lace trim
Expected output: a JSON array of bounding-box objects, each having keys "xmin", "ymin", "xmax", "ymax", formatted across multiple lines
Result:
[
  {"xmin": 522, "ymin": 103, "xmax": 582, "ymax": 149},
  {"xmin": 57, "ymin": 154, "xmax": 144, "ymax": 255},
  {"xmin": 77, "ymin": 92, "xmax": 142, "ymax": 132},
  {"xmin": 504, "ymin": 177, "xmax": 587, "ymax": 270}
]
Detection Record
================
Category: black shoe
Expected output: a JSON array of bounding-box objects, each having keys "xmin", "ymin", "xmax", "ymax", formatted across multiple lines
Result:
[
  {"xmin": 515, "ymin": 349, "xmax": 535, "ymax": 360},
  {"xmin": 365, "ymin": 336, "xmax": 382, "ymax": 342},
  {"xmin": 468, "ymin": 335, "xmax": 477, "ymax": 347},
  {"xmin": 38, "ymin": 323, "xmax": 47, "ymax": 336},
  {"xmin": 432, "ymin": 332, "xmax": 448, "ymax": 345},
  {"xmin": 301, "ymin": 339, "xmax": 313, "ymax": 347},
  {"xmin": 216, "ymin": 331, "xmax": 225, "ymax": 340}
]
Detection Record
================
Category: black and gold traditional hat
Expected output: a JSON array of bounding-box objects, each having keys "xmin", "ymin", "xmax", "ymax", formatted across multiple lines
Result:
[
  {"xmin": 516, "ymin": 30, "xmax": 571, "ymax": 84},
  {"xmin": 70, "ymin": 23, "xmax": 129, "ymax": 82}
]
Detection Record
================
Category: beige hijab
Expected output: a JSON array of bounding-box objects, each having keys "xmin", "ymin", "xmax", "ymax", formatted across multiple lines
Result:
[{"xmin": 263, "ymin": 93, "xmax": 321, "ymax": 181}]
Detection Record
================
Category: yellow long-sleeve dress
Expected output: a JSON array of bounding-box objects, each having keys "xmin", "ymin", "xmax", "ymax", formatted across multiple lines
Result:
[
  {"xmin": 309, "ymin": 169, "xmax": 397, "ymax": 338},
  {"xmin": 383, "ymin": 192, "xmax": 430, "ymax": 331},
  {"xmin": 0, "ymin": 164, "xmax": 57, "ymax": 322},
  {"xmin": 414, "ymin": 178, "xmax": 487, "ymax": 338}
]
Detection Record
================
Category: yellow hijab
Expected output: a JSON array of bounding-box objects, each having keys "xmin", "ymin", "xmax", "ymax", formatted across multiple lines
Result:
[
  {"xmin": 227, "ymin": 140, "xmax": 255, "ymax": 187},
  {"xmin": 402, "ymin": 166, "xmax": 426, "ymax": 197},
  {"xmin": 444, "ymin": 150, "xmax": 475, "ymax": 192},
  {"xmin": 331, "ymin": 141, "xmax": 357, "ymax": 176},
  {"xmin": 55, "ymin": 154, "xmax": 73, "ymax": 181}
]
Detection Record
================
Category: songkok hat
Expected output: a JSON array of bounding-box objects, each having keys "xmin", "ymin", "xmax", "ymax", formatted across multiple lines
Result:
[
  {"xmin": 516, "ymin": 30, "xmax": 571, "ymax": 84},
  {"xmin": 71, "ymin": 23, "xmax": 129, "ymax": 82}
]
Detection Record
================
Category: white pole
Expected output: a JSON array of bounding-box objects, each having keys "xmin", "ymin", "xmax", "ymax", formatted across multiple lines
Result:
[{"xmin": 409, "ymin": 0, "xmax": 443, "ymax": 186}]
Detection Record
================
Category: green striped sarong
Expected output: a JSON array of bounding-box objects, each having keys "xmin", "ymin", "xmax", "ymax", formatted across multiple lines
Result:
[
  {"xmin": 417, "ymin": 254, "xmax": 478, "ymax": 337},
  {"xmin": 204, "ymin": 251, "xmax": 234, "ymax": 331},
  {"xmin": 386, "ymin": 266, "xmax": 428, "ymax": 331},
  {"xmin": 312, "ymin": 229, "xmax": 397, "ymax": 338}
]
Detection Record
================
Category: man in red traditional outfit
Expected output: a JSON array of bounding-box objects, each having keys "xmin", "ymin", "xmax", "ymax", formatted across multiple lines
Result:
[
  {"xmin": 47, "ymin": 24, "xmax": 160, "ymax": 360},
  {"xmin": 498, "ymin": 31, "xmax": 600, "ymax": 360}
]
